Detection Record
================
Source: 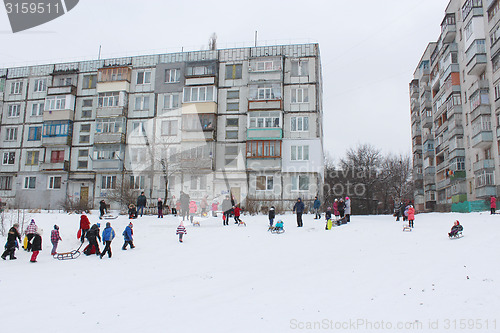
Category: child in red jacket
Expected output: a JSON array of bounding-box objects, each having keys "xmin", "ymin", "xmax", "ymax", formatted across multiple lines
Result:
[{"xmin": 233, "ymin": 205, "xmax": 242, "ymax": 224}]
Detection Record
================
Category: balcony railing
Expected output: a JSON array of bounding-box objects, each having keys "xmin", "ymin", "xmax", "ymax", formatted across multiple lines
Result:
[
  {"xmin": 473, "ymin": 159, "xmax": 495, "ymax": 172},
  {"xmin": 471, "ymin": 131, "xmax": 493, "ymax": 148}
]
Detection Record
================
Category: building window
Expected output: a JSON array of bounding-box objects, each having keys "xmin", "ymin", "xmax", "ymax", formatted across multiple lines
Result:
[
  {"xmin": 57, "ymin": 77, "xmax": 72, "ymax": 86},
  {"xmin": 24, "ymin": 177, "xmax": 36, "ymax": 189},
  {"xmin": 291, "ymin": 88, "xmax": 309, "ymax": 103},
  {"xmin": 249, "ymin": 111, "xmax": 280, "ymax": 128},
  {"xmin": 132, "ymin": 121, "xmax": 146, "ymax": 136},
  {"xmin": 2, "ymin": 152, "xmax": 15, "ymax": 165},
  {"xmin": 77, "ymin": 160, "xmax": 88, "ymax": 169},
  {"xmin": 5, "ymin": 127, "xmax": 18, "ymax": 141},
  {"xmin": 183, "ymin": 86, "xmax": 216, "ymax": 103},
  {"xmin": 454, "ymin": 157, "xmax": 465, "ymax": 171},
  {"xmin": 82, "ymin": 110, "xmax": 92, "ymax": 118},
  {"xmin": 291, "ymin": 175, "xmax": 309, "ymax": 191},
  {"xmin": 0, "ymin": 78, "xmax": 5, "ymax": 92},
  {"xmin": 98, "ymin": 92, "xmax": 120, "ymax": 107},
  {"xmin": 186, "ymin": 65, "xmax": 214, "ymax": 76},
  {"xmin": 136, "ymin": 71, "xmax": 151, "ymax": 85},
  {"xmin": 256, "ymin": 175, "xmax": 274, "ymax": 191},
  {"xmin": 82, "ymin": 74, "xmax": 97, "ymax": 89},
  {"xmin": 26, "ymin": 151, "xmax": 39, "ymax": 165},
  {"xmin": 257, "ymin": 87, "xmax": 273, "ymax": 100},
  {"xmin": 225, "ymin": 145, "xmax": 238, "ymax": 167},
  {"xmin": 165, "ymin": 68, "xmax": 181, "ymax": 83},
  {"xmin": 95, "ymin": 147, "xmax": 120, "ymax": 160},
  {"xmin": 182, "ymin": 114, "xmax": 215, "ymax": 131},
  {"xmin": 95, "ymin": 118, "xmax": 124, "ymax": 134},
  {"xmin": 31, "ymin": 102, "xmax": 44, "ymax": 116},
  {"xmin": 225, "ymin": 64, "xmax": 242, "ymax": 79},
  {"xmin": 0, "ymin": 176, "xmax": 13, "ymax": 190},
  {"xmin": 291, "ymin": 145, "xmax": 309, "ymax": 161},
  {"xmin": 246, "ymin": 140, "xmax": 281, "ymax": 158},
  {"xmin": 226, "ymin": 130, "xmax": 238, "ymax": 139},
  {"xmin": 255, "ymin": 60, "xmax": 280, "ymax": 72},
  {"xmin": 291, "ymin": 60, "xmax": 309, "ymax": 76},
  {"xmin": 83, "ymin": 99, "xmax": 93, "ymax": 108},
  {"xmin": 134, "ymin": 96, "xmax": 150, "ymax": 110},
  {"xmin": 10, "ymin": 81, "xmax": 23, "ymax": 94},
  {"xmin": 227, "ymin": 90, "xmax": 239, "ymax": 99},
  {"xmin": 291, "ymin": 117, "xmax": 309, "ymax": 132},
  {"xmin": 130, "ymin": 148, "xmax": 147, "ymax": 163},
  {"xmin": 226, "ymin": 118, "xmax": 239, "ymax": 127},
  {"xmin": 28, "ymin": 126, "xmax": 42, "ymax": 141},
  {"xmin": 161, "ymin": 120, "xmax": 178, "ymax": 136},
  {"xmin": 79, "ymin": 149, "xmax": 89, "ymax": 158},
  {"xmin": 163, "ymin": 93, "xmax": 181, "ymax": 109},
  {"xmin": 79, "ymin": 135, "xmax": 90, "ymax": 143},
  {"xmin": 48, "ymin": 176, "xmax": 62, "ymax": 189},
  {"xmin": 43, "ymin": 121, "xmax": 70, "ymax": 137},
  {"xmin": 476, "ymin": 171, "xmax": 495, "ymax": 187},
  {"xmin": 190, "ymin": 175, "xmax": 207, "ymax": 190},
  {"xmin": 130, "ymin": 175, "xmax": 145, "ymax": 189},
  {"xmin": 8, "ymin": 104, "xmax": 20, "ymax": 118},
  {"xmin": 101, "ymin": 175, "xmax": 116, "ymax": 189},
  {"xmin": 227, "ymin": 102, "xmax": 239, "ymax": 111},
  {"xmin": 51, "ymin": 150, "xmax": 65, "ymax": 163},
  {"xmin": 45, "ymin": 96, "xmax": 67, "ymax": 111},
  {"xmin": 33, "ymin": 79, "xmax": 46, "ymax": 92},
  {"xmin": 80, "ymin": 124, "xmax": 91, "ymax": 132},
  {"xmin": 249, "ymin": 84, "xmax": 281, "ymax": 100}
]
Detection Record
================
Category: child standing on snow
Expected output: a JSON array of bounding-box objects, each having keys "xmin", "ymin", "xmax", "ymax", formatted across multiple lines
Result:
[
  {"xmin": 268, "ymin": 206, "xmax": 276, "ymax": 227},
  {"xmin": 30, "ymin": 229, "xmax": 43, "ymax": 263},
  {"xmin": 408, "ymin": 205, "xmax": 415, "ymax": 228},
  {"xmin": 122, "ymin": 223, "xmax": 135, "ymax": 250},
  {"xmin": 234, "ymin": 205, "xmax": 242, "ymax": 224},
  {"xmin": 189, "ymin": 200, "xmax": 197, "ymax": 224},
  {"xmin": 158, "ymin": 198, "xmax": 163, "ymax": 218},
  {"xmin": 24, "ymin": 219, "xmax": 38, "ymax": 252},
  {"xmin": 101, "ymin": 222, "xmax": 115, "ymax": 259},
  {"xmin": 176, "ymin": 222, "xmax": 187, "ymax": 243},
  {"xmin": 50, "ymin": 225, "xmax": 62, "ymax": 255}
]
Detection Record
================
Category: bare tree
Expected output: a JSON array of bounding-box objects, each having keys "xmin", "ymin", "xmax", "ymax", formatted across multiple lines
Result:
[{"xmin": 106, "ymin": 177, "xmax": 141, "ymax": 211}]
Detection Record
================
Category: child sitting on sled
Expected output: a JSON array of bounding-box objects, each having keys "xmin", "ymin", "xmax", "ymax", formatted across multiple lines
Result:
[
  {"xmin": 128, "ymin": 204, "xmax": 138, "ymax": 219},
  {"xmin": 449, "ymin": 220, "xmax": 463, "ymax": 237}
]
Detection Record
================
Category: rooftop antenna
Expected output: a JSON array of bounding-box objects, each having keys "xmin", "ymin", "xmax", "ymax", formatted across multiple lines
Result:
[
  {"xmin": 254, "ymin": 31, "xmax": 258, "ymax": 47},
  {"xmin": 98, "ymin": 45, "xmax": 102, "ymax": 61}
]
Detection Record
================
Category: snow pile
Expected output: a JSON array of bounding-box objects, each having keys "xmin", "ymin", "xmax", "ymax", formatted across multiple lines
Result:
[{"xmin": 0, "ymin": 211, "xmax": 499, "ymax": 332}]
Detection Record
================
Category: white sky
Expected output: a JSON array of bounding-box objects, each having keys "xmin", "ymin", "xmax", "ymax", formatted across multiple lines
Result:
[{"xmin": 0, "ymin": 0, "xmax": 450, "ymax": 161}]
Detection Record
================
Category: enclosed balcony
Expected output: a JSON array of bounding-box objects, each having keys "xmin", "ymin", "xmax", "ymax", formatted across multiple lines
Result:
[
  {"xmin": 441, "ymin": 13, "xmax": 456, "ymax": 43},
  {"xmin": 97, "ymin": 67, "xmax": 131, "ymax": 93},
  {"xmin": 43, "ymin": 95, "xmax": 76, "ymax": 121},
  {"xmin": 47, "ymin": 85, "xmax": 77, "ymax": 96},
  {"xmin": 42, "ymin": 121, "xmax": 72, "ymax": 146},
  {"xmin": 96, "ymin": 91, "xmax": 128, "ymax": 117},
  {"xmin": 410, "ymin": 79, "xmax": 419, "ymax": 98},
  {"xmin": 471, "ymin": 131, "xmax": 493, "ymax": 148},
  {"xmin": 422, "ymin": 114, "xmax": 433, "ymax": 128},
  {"xmin": 473, "ymin": 159, "xmax": 495, "ymax": 172},
  {"xmin": 247, "ymin": 128, "xmax": 283, "ymax": 140},
  {"xmin": 466, "ymin": 40, "xmax": 487, "ymax": 76},
  {"xmin": 476, "ymin": 186, "xmax": 496, "ymax": 198},
  {"xmin": 40, "ymin": 160, "xmax": 69, "ymax": 172}
]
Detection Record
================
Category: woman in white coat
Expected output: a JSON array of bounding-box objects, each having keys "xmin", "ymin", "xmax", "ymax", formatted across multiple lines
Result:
[{"xmin": 345, "ymin": 197, "xmax": 351, "ymax": 222}]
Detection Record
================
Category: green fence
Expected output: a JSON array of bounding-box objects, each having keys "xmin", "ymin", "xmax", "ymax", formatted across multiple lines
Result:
[{"xmin": 451, "ymin": 200, "xmax": 489, "ymax": 213}]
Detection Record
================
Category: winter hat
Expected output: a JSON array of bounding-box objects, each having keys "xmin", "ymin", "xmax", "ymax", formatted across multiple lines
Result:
[
  {"xmin": 158, "ymin": 198, "xmax": 162, "ymax": 201},
  {"xmin": 454, "ymin": 220, "xmax": 460, "ymax": 226},
  {"xmin": 270, "ymin": 206, "xmax": 275, "ymax": 210},
  {"xmin": 97, "ymin": 223, "xmax": 101, "ymax": 228},
  {"xmin": 345, "ymin": 197, "xmax": 349, "ymax": 200},
  {"xmin": 129, "ymin": 222, "xmax": 133, "ymax": 227},
  {"xmin": 106, "ymin": 222, "xmax": 111, "ymax": 228},
  {"xmin": 327, "ymin": 207, "xmax": 331, "ymax": 210},
  {"xmin": 54, "ymin": 225, "xmax": 59, "ymax": 230},
  {"xmin": 13, "ymin": 223, "xmax": 19, "ymax": 228},
  {"xmin": 334, "ymin": 199, "xmax": 338, "ymax": 202},
  {"xmin": 30, "ymin": 219, "xmax": 35, "ymax": 224}
]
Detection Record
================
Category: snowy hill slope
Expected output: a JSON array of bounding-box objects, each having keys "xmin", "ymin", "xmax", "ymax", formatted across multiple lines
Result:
[{"xmin": 0, "ymin": 211, "xmax": 499, "ymax": 332}]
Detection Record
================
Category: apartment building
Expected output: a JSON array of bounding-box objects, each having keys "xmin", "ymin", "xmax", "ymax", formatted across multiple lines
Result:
[
  {"xmin": 0, "ymin": 43, "xmax": 324, "ymax": 210},
  {"xmin": 411, "ymin": 0, "xmax": 500, "ymax": 211}
]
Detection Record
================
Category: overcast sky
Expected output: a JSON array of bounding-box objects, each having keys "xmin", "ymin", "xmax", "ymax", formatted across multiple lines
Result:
[{"xmin": 0, "ymin": 0, "xmax": 450, "ymax": 162}]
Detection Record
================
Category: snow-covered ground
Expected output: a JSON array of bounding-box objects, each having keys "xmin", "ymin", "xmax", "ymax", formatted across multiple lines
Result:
[{"xmin": 1, "ymin": 211, "xmax": 499, "ymax": 333}]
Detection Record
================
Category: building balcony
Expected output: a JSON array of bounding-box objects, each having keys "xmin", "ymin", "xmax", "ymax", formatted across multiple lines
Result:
[
  {"xmin": 180, "ymin": 157, "xmax": 214, "ymax": 171},
  {"xmin": 412, "ymin": 128, "xmax": 422, "ymax": 138},
  {"xmin": 47, "ymin": 85, "xmax": 77, "ymax": 96},
  {"xmin": 441, "ymin": 15, "xmax": 456, "ymax": 43},
  {"xmin": 96, "ymin": 81, "xmax": 130, "ymax": 93},
  {"xmin": 469, "ymin": 79, "xmax": 489, "ymax": 96},
  {"xmin": 185, "ymin": 76, "xmax": 216, "ymax": 86},
  {"xmin": 420, "ymin": 98, "xmax": 432, "ymax": 112},
  {"xmin": 94, "ymin": 132, "xmax": 126, "ymax": 144},
  {"xmin": 96, "ymin": 106, "xmax": 127, "ymax": 118},
  {"xmin": 422, "ymin": 115, "xmax": 433, "ymax": 128},
  {"xmin": 181, "ymin": 102, "xmax": 217, "ymax": 114},
  {"xmin": 448, "ymin": 125, "xmax": 464, "ymax": 138},
  {"xmin": 476, "ymin": 186, "xmax": 496, "ymax": 198},
  {"xmin": 413, "ymin": 173, "xmax": 423, "ymax": 181},
  {"xmin": 410, "ymin": 80, "xmax": 419, "ymax": 97},
  {"xmin": 470, "ymin": 104, "xmax": 491, "ymax": 122},
  {"xmin": 447, "ymin": 104, "xmax": 462, "ymax": 118},
  {"xmin": 437, "ymin": 178, "xmax": 451, "ymax": 190},
  {"xmin": 246, "ymin": 158, "xmax": 281, "ymax": 172},
  {"xmin": 42, "ymin": 134, "xmax": 72, "ymax": 146},
  {"xmin": 449, "ymin": 148, "xmax": 465, "ymax": 160},
  {"xmin": 473, "ymin": 159, "xmax": 495, "ymax": 172},
  {"xmin": 249, "ymin": 71, "xmax": 282, "ymax": 82},
  {"xmin": 248, "ymin": 99, "xmax": 282, "ymax": 111},
  {"xmin": 467, "ymin": 53, "xmax": 487, "ymax": 76},
  {"xmin": 424, "ymin": 174, "xmax": 436, "ymax": 184},
  {"xmin": 491, "ymin": 39, "xmax": 500, "ymax": 59},
  {"xmin": 181, "ymin": 130, "xmax": 216, "ymax": 142},
  {"xmin": 43, "ymin": 109, "xmax": 75, "ymax": 121},
  {"xmin": 419, "ymin": 64, "xmax": 430, "ymax": 82},
  {"xmin": 495, "ymin": 98, "xmax": 500, "ymax": 111},
  {"xmin": 496, "ymin": 126, "xmax": 500, "ymax": 138},
  {"xmin": 92, "ymin": 159, "xmax": 123, "ymax": 171},
  {"xmin": 450, "ymin": 170, "xmax": 466, "ymax": 182},
  {"xmin": 410, "ymin": 98, "xmax": 419, "ymax": 112},
  {"xmin": 413, "ymin": 159, "xmax": 423, "ymax": 168},
  {"xmin": 247, "ymin": 128, "xmax": 283, "ymax": 140},
  {"xmin": 40, "ymin": 160, "xmax": 69, "ymax": 172},
  {"xmin": 471, "ymin": 131, "xmax": 493, "ymax": 148}
]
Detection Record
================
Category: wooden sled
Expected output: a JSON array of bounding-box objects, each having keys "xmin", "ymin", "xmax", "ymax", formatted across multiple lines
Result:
[
  {"xmin": 101, "ymin": 214, "xmax": 118, "ymax": 220},
  {"xmin": 402, "ymin": 225, "xmax": 412, "ymax": 232},
  {"xmin": 53, "ymin": 243, "xmax": 83, "ymax": 260}
]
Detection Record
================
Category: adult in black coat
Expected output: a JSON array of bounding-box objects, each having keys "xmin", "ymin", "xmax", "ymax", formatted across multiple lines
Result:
[
  {"xmin": 338, "ymin": 199, "xmax": 346, "ymax": 218},
  {"xmin": 99, "ymin": 200, "xmax": 107, "ymax": 219},
  {"xmin": 180, "ymin": 191, "xmax": 190, "ymax": 221},
  {"xmin": 293, "ymin": 198, "xmax": 305, "ymax": 227},
  {"xmin": 221, "ymin": 196, "xmax": 232, "ymax": 226},
  {"xmin": 85, "ymin": 224, "xmax": 101, "ymax": 256},
  {"xmin": 1, "ymin": 223, "xmax": 21, "ymax": 260}
]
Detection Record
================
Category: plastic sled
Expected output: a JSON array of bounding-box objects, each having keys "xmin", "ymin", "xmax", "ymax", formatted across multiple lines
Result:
[
  {"xmin": 402, "ymin": 225, "xmax": 412, "ymax": 232},
  {"xmin": 237, "ymin": 220, "xmax": 246, "ymax": 227},
  {"xmin": 22, "ymin": 236, "xmax": 28, "ymax": 250},
  {"xmin": 449, "ymin": 231, "xmax": 463, "ymax": 239},
  {"xmin": 53, "ymin": 243, "xmax": 83, "ymax": 260},
  {"xmin": 270, "ymin": 227, "xmax": 285, "ymax": 234},
  {"xmin": 102, "ymin": 214, "xmax": 118, "ymax": 220},
  {"xmin": 193, "ymin": 221, "xmax": 201, "ymax": 227}
]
